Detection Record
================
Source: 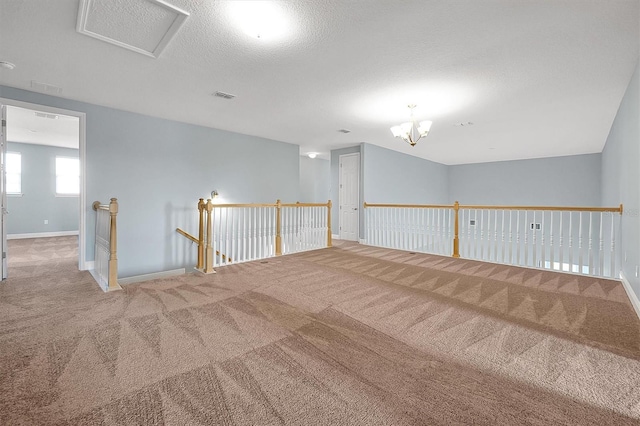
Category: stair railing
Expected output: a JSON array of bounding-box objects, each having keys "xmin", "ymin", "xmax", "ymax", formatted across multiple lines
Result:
[
  {"xmin": 91, "ymin": 198, "xmax": 121, "ymax": 291},
  {"xmin": 177, "ymin": 199, "xmax": 332, "ymax": 273}
]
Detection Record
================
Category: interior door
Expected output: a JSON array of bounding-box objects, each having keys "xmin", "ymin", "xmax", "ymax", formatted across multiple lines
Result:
[
  {"xmin": 1, "ymin": 105, "xmax": 7, "ymax": 279},
  {"xmin": 339, "ymin": 153, "xmax": 360, "ymax": 241}
]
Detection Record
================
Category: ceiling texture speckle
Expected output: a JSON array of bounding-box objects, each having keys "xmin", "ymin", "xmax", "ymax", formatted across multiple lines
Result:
[{"xmin": 0, "ymin": 0, "xmax": 638, "ymax": 164}]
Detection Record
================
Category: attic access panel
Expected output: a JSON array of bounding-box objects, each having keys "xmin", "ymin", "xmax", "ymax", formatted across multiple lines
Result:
[{"xmin": 77, "ymin": 0, "xmax": 189, "ymax": 58}]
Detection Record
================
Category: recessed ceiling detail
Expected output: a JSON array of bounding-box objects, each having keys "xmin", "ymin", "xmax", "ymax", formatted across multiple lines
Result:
[{"xmin": 76, "ymin": 0, "xmax": 189, "ymax": 58}]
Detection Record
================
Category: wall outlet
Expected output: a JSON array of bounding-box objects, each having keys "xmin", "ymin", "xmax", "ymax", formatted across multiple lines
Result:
[{"xmin": 44, "ymin": 220, "xmax": 48, "ymax": 225}]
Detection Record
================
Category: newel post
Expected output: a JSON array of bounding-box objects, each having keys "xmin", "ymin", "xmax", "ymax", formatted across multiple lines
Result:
[
  {"xmin": 204, "ymin": 199, "xmax": 215, "ymax": 273},
  {"xmin": 276, "ymin": 199, "xmax": 282, "ymax": 255},
  {"xmin": 453, "ymin": 201, "xmax": 460, "ymax": 258},
  {"xmin": 197, "ymin": 198, "xmax": 205, "ymax": 270},
  {"xmin": 327, "ymin": 200, "xmax": 332, "ymax": 247},
  {"xmin": 108, "ymin": 198, "xmax": 119, "ymax": 290}
]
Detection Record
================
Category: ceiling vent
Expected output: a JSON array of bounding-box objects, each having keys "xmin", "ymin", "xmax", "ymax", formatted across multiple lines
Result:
[
  {"xmin": 214, "ymin": 91, "xmax": 236, "ymax": 100},
  {"xmin": 76, "ymin": 0, "xmax": 189, "ymax": 58},
  {"xmin": 30, "ymin": 80, "xmax": 62, "ymax": 94},
  {"xmin": 34, "ymin": 112, "xmax": 59, "ymax": 120},
  {"xmin": 338, "ymin": 129, "xmax": 351, "ymax": 134}
]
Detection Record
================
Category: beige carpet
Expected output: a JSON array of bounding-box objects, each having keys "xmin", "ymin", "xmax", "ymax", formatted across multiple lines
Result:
[{"xmin": 1, "ymin": 237, "xmax": 640, "ymax": 425}]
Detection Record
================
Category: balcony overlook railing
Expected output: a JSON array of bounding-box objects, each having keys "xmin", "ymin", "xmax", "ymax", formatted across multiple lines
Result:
[
  {"xmin": 364, "ymin": 202, "xmax": 623, "ymax": 279},
  {"xmin": 178, "ymin": 199, "xmax": 332, "ymax": 273}
]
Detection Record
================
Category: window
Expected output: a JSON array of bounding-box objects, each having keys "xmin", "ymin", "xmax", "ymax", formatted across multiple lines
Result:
[
  {"xmin": 6, "ymin": 152, "xmax": 21, "ymax": 195},
  {"xmin": 56, "ymin": 157, "xmax": 80, "ymax": 196}
]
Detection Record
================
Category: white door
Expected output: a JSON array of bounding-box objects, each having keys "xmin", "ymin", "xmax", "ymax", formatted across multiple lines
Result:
[
  {"xmin": 0, "ymin": 105, "xmax": 6, "ymax": 279},
  {"xmin": 339, "ymin": 153, "xmax": 360, "ymax": 241}
]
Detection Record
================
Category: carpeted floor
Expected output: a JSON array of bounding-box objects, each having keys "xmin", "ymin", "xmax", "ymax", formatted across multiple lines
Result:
[{"xmin": 1, "ymin": 237, "xmax": 640, "ymax": 425}]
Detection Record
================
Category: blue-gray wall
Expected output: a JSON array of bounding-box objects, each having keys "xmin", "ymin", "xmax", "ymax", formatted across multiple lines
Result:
[
  {"xmin": 449, "ymin": 153, "xmax": 602, "ymax": 205},
  {"xmin": 362, "ymin": 143, "xmax": 449, "ymax": 204},
  {"xmin": 1, "ymin": 85, "xmax": 300, "ymax": 278},
  {"xmin": 6, "ymin": 142, "xmax": 79, "ymax": 234},
  {"xmin": 601, "ymin": 61, "xmax": 640, "ymax": 303},
  {"xmin": 299, "ymin": 156, "xmax": 330, "ymax": 203}
]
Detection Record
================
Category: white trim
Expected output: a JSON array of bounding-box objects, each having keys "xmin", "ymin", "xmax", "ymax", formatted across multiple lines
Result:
[
  {"xmin": 332, "ymin": 234, "xmax": 340, "ymax": 240},
  {"xmin": 0, "ymin": 98, "xmax": 87, "ymax": 272},
  {"xmin": 359, "ymin": 238, "xmax": 367, "ymax": 244},
  {"xmin": 7, "ymin": 230, "xmax": 78, "ymax": 240},
  {"xmin": 118, "ymin": 268, "xmax": 186, "ymax": 285},
  {"xmin": 85, "ymin": 261, "xmax": 94, "ymax": 270},
  {"xmin": 620, "ymin": 272, "xmax": 640, "ymax": 320}
]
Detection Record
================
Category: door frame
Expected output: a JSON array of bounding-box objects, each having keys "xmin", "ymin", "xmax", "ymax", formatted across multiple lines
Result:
[
  {"xmin": 338, "ymin": 152, "xmax": 360, "ymax": 241},
  {"xmin": 0, "ymin": 97, "xmax": 88, "ymax": 271}
]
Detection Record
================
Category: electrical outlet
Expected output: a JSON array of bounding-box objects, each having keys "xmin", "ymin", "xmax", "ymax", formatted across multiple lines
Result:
[{"xmin": 44, "ymin": 220, "xmax": 48, "ymax": 225}]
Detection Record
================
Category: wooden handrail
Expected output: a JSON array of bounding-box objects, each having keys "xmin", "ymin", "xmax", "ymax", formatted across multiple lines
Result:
[
  {"xmin": 176, "ymin": 227, "xmax": 198, "ymax": 244},
  {"xmin": 459, "ymin": 204, "xmax": 623, "ymax": 213},
  {"xmin": 364, "ymin": 201, "xmax": 623, "ymax": 214},
  {"xmin": 364, "ymin": 202, "xmax": 453, "ymax": 209}
]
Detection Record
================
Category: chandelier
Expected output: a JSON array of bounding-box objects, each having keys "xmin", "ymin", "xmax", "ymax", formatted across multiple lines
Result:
[{"xmin": 390, "ymin": 104, "xmax": 433, "ymax": 146}]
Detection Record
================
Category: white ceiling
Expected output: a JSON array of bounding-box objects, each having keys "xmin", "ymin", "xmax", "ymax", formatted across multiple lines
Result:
[
  {"xmin": 6, "ymin": 105, "xmax": 79, "ymax": 149},
  {"xmin": 0, "ymin": 0, "xmax": 638, "ymax": 164}
]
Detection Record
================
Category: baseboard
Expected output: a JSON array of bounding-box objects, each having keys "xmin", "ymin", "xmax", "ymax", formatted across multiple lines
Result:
[
  {"xmin": 118, "ymin": 268, "xmax": 186, "ymax": 285},
  {"xmin": 620, "ymin": 272, "xmax": 640, "ymax": 320},
  {"xmin": 84, "ymin": 261, "xmax": 94, "ymax": 271},
  {"xmin": 359, "ymin": 239, "xmax": 367, "ymax": 244},
  {"xmin": 7, "ymin": 230, "xmax": 78, "ymax": 240},
  {"xmin": 332, "ymin": 234, "xmax": 340, "ymax": 240}
]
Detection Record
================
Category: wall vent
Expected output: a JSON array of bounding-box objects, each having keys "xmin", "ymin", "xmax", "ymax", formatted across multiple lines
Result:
[
  {"xmin": 30, "ymin": 80, "xmax": 62, "ymax": 94},
  {"xmin": 214, "ymin": 91, "xmax": 236, "ymax": 100}
]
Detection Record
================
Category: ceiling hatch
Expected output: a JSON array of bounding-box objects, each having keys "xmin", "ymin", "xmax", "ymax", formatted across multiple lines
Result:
[{"xmin": 76, "ymin": 0, "xmax": 189, "ymax": 58}]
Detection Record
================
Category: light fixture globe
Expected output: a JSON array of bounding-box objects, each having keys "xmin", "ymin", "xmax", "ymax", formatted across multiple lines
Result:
[{"xmin": 390, "ymin": 105, "xmax": 432, "ymax": 146}]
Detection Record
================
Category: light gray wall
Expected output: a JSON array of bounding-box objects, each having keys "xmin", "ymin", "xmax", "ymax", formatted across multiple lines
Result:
[
  {"xmin": 362, "ymin": 143, "xmax": 449, "ymax": 204},
  {"xmin": 1, "ymin": 85, "xmax": 300, "ymax": 278},
  {"xmin": 601, "ymin": 61, "xmax": 640, "ymax": 303},
  {"xmin": 6, "ymin": 142, "xmax": 79, "ymax": 234},
  {"xmin": 299, "ymin": 156, "xmax": 330, "ymax": 203},
  {"xmin": 449, "ymin": 154, "xmax": 602, "ymax": 206},
  {"xmin": 330, "ymin": 145, "xmax": 362, "ymax": 236}
]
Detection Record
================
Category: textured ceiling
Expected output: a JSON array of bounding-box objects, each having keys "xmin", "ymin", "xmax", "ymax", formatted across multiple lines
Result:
[{"xmin": 0, "ymin": 0, "xmax": 638, "ymax": 164}]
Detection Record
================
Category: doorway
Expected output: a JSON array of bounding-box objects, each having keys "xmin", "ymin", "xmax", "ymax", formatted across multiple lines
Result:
[
  {"xmin": 0, "ymin": 99, "xmax": 86, "ymax": 279},
  {"xmin": 339, "ymin": 153, "xmax": 360, "ymax": 241}
]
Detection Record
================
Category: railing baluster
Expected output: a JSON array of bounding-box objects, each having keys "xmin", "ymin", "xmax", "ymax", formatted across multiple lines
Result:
[
  {"xmin": 568, "ymin": 212, "xmax": 573, "ymax": 272},
  {"xmin": 610, "ymin": 214, "xmax": 616, "ymax": 278},
  {"xmin": 588, "ymin": 212, "xmax": 594, "ymax": 275},
  {"xmin": 549, "ymin": 211, "xmax": 554, "ymax": 270},
  {"xmin": 578, "ymin": 212, "xmax": 584, "ymax": 274},
  {"xmin": 599, "ymin": 212, "xmax": 604, "ymax": 276}
]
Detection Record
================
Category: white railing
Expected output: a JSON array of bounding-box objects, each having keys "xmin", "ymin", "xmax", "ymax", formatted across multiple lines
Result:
[
  {"xmin": 92, "ymin": 198, "xmax": 120, "ymax": 291},
  {"xmin": 364, "ymin": 202, "xmax": 623, "ymax": 279},
  {"xmin": 177, "ymin": 199, "xmax": 332, "ymax": 272},
  {"xmin": 459, "ymin": 207, "xmax": 622, "ymax": 278},
  {"xmin": 364, "ymin": 203, "xmax": 453, "ymax": 256}
]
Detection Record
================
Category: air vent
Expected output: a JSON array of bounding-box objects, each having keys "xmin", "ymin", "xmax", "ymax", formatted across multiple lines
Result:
[
  {"xmin": 454, "ymin": 122, "xmax": 474, "ymax": 127},
  {"xmin": 214, "ymin": 91, "xmax": 236, "ymax": 100},
  {"xmin": 30, "ymin": 80, "xmax": 62, "ymax": 94},
  {"xmin": 34, "ymin": 112, "xmax": 59, "ymax": 120},
  {"xmin": 338, "ymin": 129, "xmax": 351, "ymax": 134}
]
